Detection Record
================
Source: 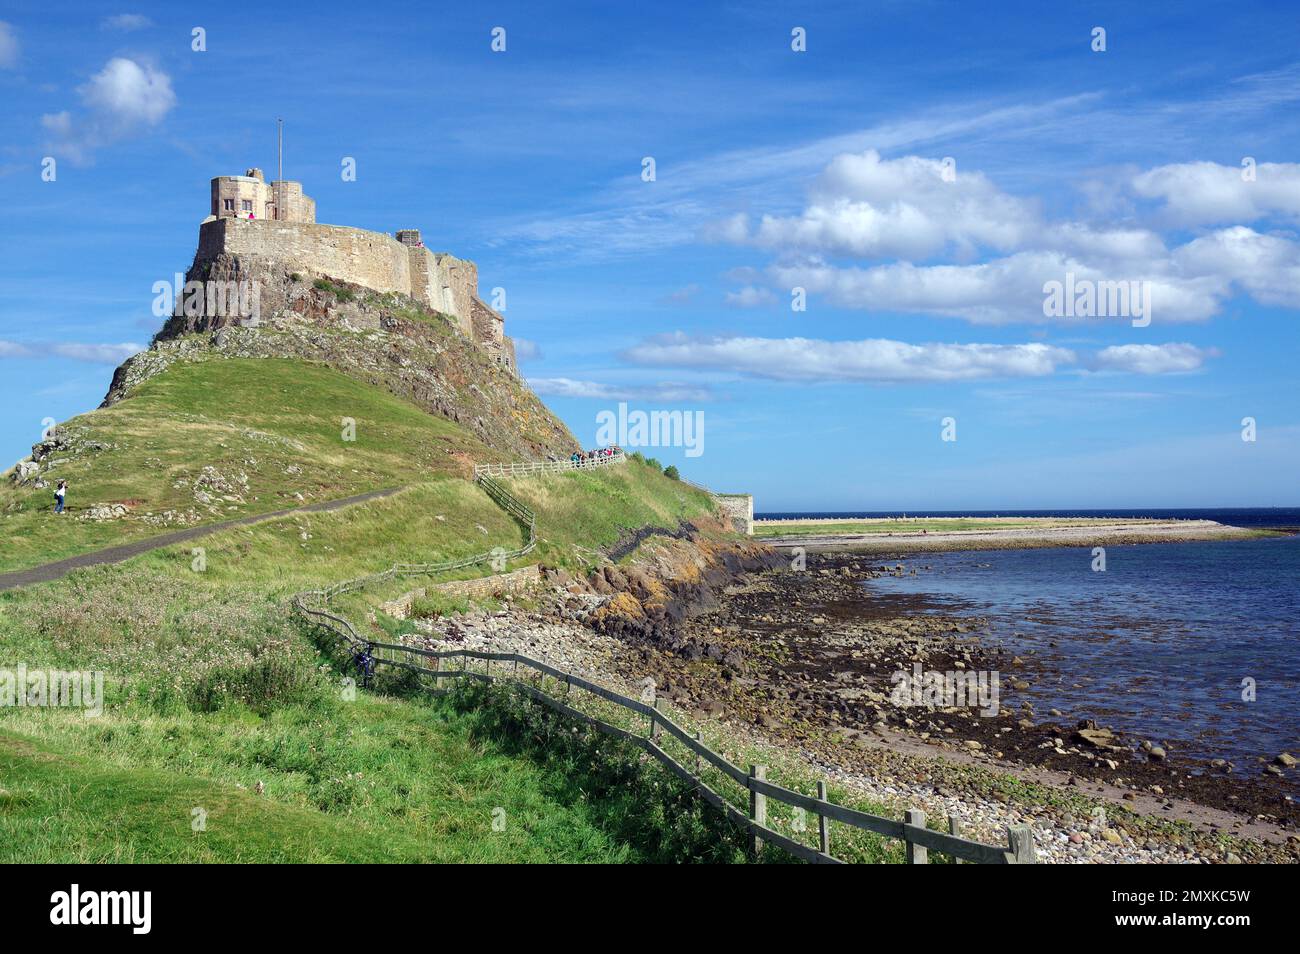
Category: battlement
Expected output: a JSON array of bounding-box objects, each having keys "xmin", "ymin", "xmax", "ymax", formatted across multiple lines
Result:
[{"xmin": 197, "ymin": 169, "xmax": 515, "ymax": 375}]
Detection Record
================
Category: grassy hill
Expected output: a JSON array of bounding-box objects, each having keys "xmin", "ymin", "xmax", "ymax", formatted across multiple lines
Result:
[
  {"xmin": 1, "ymin": 357, "xmax": 507, "ymax": 573},
  {"xmin": 0, "ymin": 350, "xmax": 733, "ymax": 862}
]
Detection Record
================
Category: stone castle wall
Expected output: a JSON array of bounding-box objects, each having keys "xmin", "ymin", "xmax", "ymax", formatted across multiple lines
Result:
[
  {"xmin": 199, "ymin": 217, "xmax": 411, "ymax": 296},
  {"xmin": 421, "ymin": 251, "xmax": 478, "ymax": 336},
  {"xmin": 195, "ymin": 217, "xmax": 515, "ymax": 374},
  {"xmin": 471, "ymin": 296, "xmax": 504, "ymax": 345}
]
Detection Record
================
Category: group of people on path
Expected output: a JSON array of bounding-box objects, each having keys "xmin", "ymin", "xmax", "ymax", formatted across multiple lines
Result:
[{"xmin": 569, "ymin": 446, "xmax": 620, "ymax": 466}]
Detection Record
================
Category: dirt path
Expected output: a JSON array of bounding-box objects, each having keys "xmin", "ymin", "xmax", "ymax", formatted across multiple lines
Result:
[{"xmin": 0, "ymin": 487, "xmax": 401, "ymax": 592}]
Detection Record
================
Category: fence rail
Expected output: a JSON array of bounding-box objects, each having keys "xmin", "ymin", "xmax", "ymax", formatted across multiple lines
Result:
[
  {"xmin": 360, "ymin": 642, "xmax": 1034, "ymax": 865},
  {"xmin": 288, "ymin": 462, "xmax": 1035, "ymax": 865},
  {"xmin": 291, "ymin": 473, "xmax": 536, "ymax": 645},
  {"xmin": 474, "ymin": 451, "xmax": 626, "ymax": 478}
]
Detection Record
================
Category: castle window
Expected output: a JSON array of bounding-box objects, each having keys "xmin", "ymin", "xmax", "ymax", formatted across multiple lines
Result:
[
  {"xmin": 223, "ymin": 199, "xmax": 235, "ymax": 211},
  {"xmin": 241, "ymin": 200, "xmax": 253, "ymax": 212}
]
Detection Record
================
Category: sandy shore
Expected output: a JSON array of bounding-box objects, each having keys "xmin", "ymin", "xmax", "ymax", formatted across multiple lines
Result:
[{"xmin": 758, "ymin": 518, "xmax": 1273, "ymax": 553}]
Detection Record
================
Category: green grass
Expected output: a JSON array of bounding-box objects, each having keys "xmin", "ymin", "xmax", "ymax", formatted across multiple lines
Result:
[
  {"xmin": 0, "ymin": 358, "xmax": 502, "ymax": 574},
  {"xmin": 0, "ymin": 460, "xmax": 712, "ymax": 681},
  {"xmin": 0, "ymin": 405, "xmax": 729, "ymax": 862},
  {"xmin": 0, "ymin": 348, "xmax": 768, "ymax": 863},
  {"xmin": 506, "ymin": 462, "xmax": 717, "ymax": 572},
  {"xmin": 0, "ymin": 695, "xmax": 641, "ymax": 863},
  {"xmin": 408, "ymin": 590, "xmax": 473, "ymax": 619},
  {"xmin": 312, "ymin": 277, "xmax": 355, "ymax": 303}
]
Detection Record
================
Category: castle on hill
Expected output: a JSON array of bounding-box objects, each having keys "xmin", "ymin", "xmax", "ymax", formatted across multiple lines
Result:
[{"xmin": 198, "ymin": 167, "xmax": 516, "ymax": 374}]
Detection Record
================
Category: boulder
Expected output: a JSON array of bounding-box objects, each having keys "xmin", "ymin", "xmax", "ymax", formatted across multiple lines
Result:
[{"xmin": 1075, "ymin": 727, "xmax": 1120, "ymax": 751}]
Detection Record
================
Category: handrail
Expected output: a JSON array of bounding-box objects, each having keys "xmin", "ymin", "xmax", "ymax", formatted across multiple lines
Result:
[
  {"xmin": 360, "ymin": 644, "xmax": 1034, "ymax": 865},
  {"xmin": 473, "ymin": 450, "xmax": 625, "ymax": 478},
  {"xmin": 288, "ymin": 460, "xmax": 1034, "ymax": 865},
  {"xmin": 290, "ymin": 473, "xmax": 536, "ymax": 647}
]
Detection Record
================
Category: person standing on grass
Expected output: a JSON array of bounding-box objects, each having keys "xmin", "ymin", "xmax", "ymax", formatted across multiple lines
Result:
[{"xmin": 55, "ymin": 479, "xmax": 67, "ymax": 514}]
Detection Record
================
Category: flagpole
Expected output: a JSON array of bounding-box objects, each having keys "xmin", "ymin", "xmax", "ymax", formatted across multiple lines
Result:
[{"xmin": 276, "ymin": 118, "xmax": 283, "ymax": 220}]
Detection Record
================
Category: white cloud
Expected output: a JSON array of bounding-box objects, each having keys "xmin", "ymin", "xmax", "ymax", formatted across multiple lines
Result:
[
  {"xmin": 496, "ymin": 93, "xmax": 1102, "ymax": 261},
  {"xmin": 101, "ymin": 14, "xmax": 154, "ymax": 31},
  {"xmin": 81, "ymin": 57, "xmax": 175, "ymax": 125},
  {"xmin": 0, "ymin": 21, "xmax": 18, "ymax": 69},
  {"xmin": 51, "ymin": 342, "xmax": 143, "ymax": 363},
  {"xmin": 1041, "ymin": 223, "xmax": 1169, "ymax": 264},
  {"xmin": 41, "ymin": 110, "xmax": 73, "ymax": 137},
  {"xmin": 739, "ymin": 150, "xmax": 1037, "ymax": 260},
  {"xmin": 1088, "ymin": 343, "xmax": 1217, "ymax": 375},
  {"xmin": 528, "ymin": 376, "xmax": 712, "ymax": 402},
  {"xmin": 724, "ymin": 285, "xmax": 776, "ymax": 308},
  {"xmin": 42, "ymin": 57, "xmax": 177, "ymax": 162},
  {"xmin": 1173, "ymin": 226, "xmax": 1300, "ymax": 309},
  {"xmin": 1132, "ymin": 160, "xmax": 1300, "ymax": 227},
  {"xmin": 623, "ymin": 332, "xmax": 1076, "ymax": 383},
  {"xmin": 724, "ymin": 150, "xmax": 1300, "ymax": 326},
  {"xmin": 512, "ymin": 337, "xmax": 542, "ymax": 362},
  {"xmin": 0, "ymin": 340, "xmax": 142, "ymax": 364},
  {"xmin": 768, "ymin": 252, "xmax": 1229, "ymax": 325}
]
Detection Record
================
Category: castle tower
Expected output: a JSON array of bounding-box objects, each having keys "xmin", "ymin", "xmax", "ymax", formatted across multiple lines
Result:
[
  {"xmin": 210, "ymin": 168, "xmax": 315, "ymax": 223},
  {"xmin": 198, "ymin": 165, "xmax": 516, "ymax": 377}
]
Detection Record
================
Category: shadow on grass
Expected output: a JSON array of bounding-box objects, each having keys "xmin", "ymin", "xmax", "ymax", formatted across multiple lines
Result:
[
  {"xmin": 304, "ymin": 621, "xmax": 791, "ymax": 863},
  {"xmin": 435, "ymin": 679, "xmax": 779, "ymax": 863}
]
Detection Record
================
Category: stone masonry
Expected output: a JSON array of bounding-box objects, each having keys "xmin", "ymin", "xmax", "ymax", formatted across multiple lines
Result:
[
  {"xmin": 714, "ymin": 494, "xmax": 754, "ymax": 535},
  {"xmin": 199, "ymin": 168, "xmax": 515, "ymax": 375},
  {"xmin": 379, "ymin": 565, "xmax": 543, "ymax": 619},
  {"xmin": 210, "ymin": 167, "xmax": 316, "ymax": 223}
]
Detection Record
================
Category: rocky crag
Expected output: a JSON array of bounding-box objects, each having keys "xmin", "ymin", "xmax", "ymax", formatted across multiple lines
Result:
[
  {"xmin": 104, "ymin": 262, "xmax": 577, "ymax": 461},
  {"xmin": 524, "ymin": 513, "xmax": 785, "ymax": 664}
]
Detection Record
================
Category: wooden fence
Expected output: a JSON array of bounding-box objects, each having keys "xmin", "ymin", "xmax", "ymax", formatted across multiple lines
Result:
[
  {"xmin": 291, "ymin": 473, "xmax": 535, "ymax": 643},
  {"xmin": 289, "ymin": 467, "xmax": 1036, "ymax": 865},
  {"xmin": 355, "ymin": 643, "xmax": 1035, "ymax": 864},
  {"xmin": 474, "ymin": 451, "xmax": 625, "ymax": 478}
]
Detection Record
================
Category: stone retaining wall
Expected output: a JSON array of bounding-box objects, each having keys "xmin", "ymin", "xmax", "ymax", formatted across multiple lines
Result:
[
  {"xmin": 714, "ymin": 494, "xmax": 754, "ymax": 535},
  {"xmin": 380, "ymin": 564, "xmax": 542, "ymax": 620}
]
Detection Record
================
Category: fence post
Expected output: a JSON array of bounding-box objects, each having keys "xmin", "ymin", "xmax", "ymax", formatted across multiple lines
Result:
[
  {"xmin": 948, "ymin": 816, "xmax": 963, "ymax": 863},
  {"xmin": 1007, "ymin": 825, "xmax": 1035, "ymax": 863},
  {"xmin": 905, "ymin": 808, "xmax": 928, "ymax": 864},
  {"xmin": 694, "ymin": 731, "xmax": 702, "ymax": 774},
  {"xmin": 749, "ymin": 765, "xmax": 767, "ymax": 858},
  {"xmin": 651, "ymin": 697, "xmax": 666, "ymax": 742},
  {"xmin": 817, "ymin": 780, "xmax": 831, "ymax": 856}
]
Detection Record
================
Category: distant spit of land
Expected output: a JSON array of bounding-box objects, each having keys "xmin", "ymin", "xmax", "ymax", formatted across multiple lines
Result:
[{"xmin": 754, "ymin": 516, "xmax": 1282, "ymax": 552}]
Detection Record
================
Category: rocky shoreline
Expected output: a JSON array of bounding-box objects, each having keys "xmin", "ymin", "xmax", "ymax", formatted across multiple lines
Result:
[{"xmin": 404, "ymin": 536, "xmax": 1300, "ymax": 863}]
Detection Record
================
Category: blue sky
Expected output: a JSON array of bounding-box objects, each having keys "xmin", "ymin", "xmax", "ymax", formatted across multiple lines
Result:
[{"xmin": 1, "ymin": 1, "xmax": 1298, "ymax": 510}]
